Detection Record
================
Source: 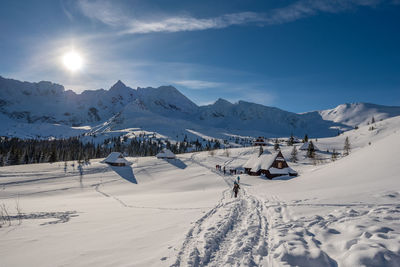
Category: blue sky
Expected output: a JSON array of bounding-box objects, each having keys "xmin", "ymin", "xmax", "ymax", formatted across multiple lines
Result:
[{"xmin": 1, "ymin": 0, "xmax": 400, "ymax": 112}]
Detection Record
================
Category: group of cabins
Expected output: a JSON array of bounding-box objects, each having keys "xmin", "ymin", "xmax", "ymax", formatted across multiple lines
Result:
[
  {"xmin": 253, "ymin": 137, "xmax": 317, "ymax": 150},
  {"xmin": 103, "ymin": 142, "xmax": 297, "ymax": 180}
]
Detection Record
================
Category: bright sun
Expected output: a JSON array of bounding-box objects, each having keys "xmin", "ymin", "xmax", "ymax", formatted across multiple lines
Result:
[{"xmin": 62, "ymin": 51, "xmax": 83, "ymax": 72}]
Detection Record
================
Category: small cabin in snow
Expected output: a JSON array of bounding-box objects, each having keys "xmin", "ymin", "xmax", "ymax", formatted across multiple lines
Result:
[
  {"xmin": 103, "ymin": 152, "xmax": 129, "ymax": 166},
  {"xmin": 299, "ymin": 141, "xmax": 320, "ymax": 151},
  {"xmin": 243, "ymin": 150, "xmax": 297, "ymax": 179},
  {"xmin": 253, "ymin": 137, "xmax": 268, "ymax": 146},
  {"xmin": 156, "ymin": 148, "xmax": 176, "ymax": 159}
]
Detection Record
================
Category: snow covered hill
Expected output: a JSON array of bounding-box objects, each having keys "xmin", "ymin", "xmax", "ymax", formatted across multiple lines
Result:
[
  {"xmin": 1, "ymin": 112, "xmax": 400, "ymax": 266},
  {"xmin": 318, "ymin": 102, "xmax": 400, "ymax": 127}
]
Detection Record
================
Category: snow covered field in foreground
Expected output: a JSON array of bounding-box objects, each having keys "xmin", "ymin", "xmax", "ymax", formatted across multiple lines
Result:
[{"xmin": 1, "ymin": 117, "xmax": 400, "ymax": 266}]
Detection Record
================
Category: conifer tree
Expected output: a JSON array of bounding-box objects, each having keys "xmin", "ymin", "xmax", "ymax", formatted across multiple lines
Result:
[
  {"xmin": 343, "ymin": 137, "xmax": 351, "ymax": 156},
  {"xmin": 307, "ymin": 141, "xmax": 315, "ymax": 158},
  {"xmin": 303, "ymin": 134, "xmax": 308, "ymax": 143},
  {"xmin": 287, "ymin": 133, "xmax": 294, "ymax": 146},
  {"xmin": 290, "ymin": 145, "xmax": 298, "ymax": 163},
  {"xmin": 274, "ymin": 138, "xmax": 280, "ymax": 151},
  {"xmin": 49, "ymin": 148, "xmax": 58, "ymax": 163}
]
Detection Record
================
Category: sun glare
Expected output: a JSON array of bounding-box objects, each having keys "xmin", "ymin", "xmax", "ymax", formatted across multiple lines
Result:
[{"xmin": 62, "ymin": 51, "xmax": 83, "ymax": 72}]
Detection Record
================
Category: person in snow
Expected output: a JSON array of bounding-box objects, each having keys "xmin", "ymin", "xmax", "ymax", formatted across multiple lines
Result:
[
  {"xmin": 237, "ymin": 176, "xmax": 240, "ymax": 184},
  {"xmin": 223, "ymin": 166, "xmax": 226, "ymax": 175},
  {"xmin": 233, "ymin": 181, "xmax": 240, "ymax": 198}
]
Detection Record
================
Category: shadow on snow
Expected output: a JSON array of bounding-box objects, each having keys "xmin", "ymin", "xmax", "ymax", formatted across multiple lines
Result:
[
  {"xmin": 162, "ymin": 158, "xmax": 187, "ymax": 169},
  {"xmin": 260, "ymin": 175, "xmax": 298, "ymax": 181},
  {"xmin": 110, "ymin": 165, "xmax": 137, "ymax": 184}
]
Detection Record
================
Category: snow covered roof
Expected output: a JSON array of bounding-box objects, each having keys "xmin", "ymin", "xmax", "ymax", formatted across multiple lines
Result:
[
  {"xmin": 243, "ymin": 153, "xmax": 261, "ymax": 169},
  {"xmin": 243, "ymin": 150, "xmax": 277, "ymax": 172},
  {"xmin": 103, "ymin": 152, "xmax": 129, "ymax": 164},
  {"xmin": 156, "ymin": 148, "xmax": 176, "ymax": 159},
  {"xmin": 243, "ymin": 150, "xmax": 297, "ymax": 175},
  {"xmin": 299, "ymin": 141, "xmax": 320, "ymax": 151},
  {"xmin": 250, "ymin": 151, "xmax": 280, "ymax": 173}
]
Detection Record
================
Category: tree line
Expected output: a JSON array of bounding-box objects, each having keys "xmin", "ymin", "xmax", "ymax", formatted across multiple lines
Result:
[{"xmin": 0, "ymin": 136, "xmax": 222, "ymax": 166}]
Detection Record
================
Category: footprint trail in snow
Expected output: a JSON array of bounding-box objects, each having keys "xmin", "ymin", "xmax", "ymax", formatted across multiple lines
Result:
[{"xmin": 172, "ymin": 188, "xmax": 269, "ymax": 267}]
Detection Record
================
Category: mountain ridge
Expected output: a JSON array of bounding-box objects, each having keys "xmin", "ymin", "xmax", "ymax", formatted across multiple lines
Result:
[{"xmin": 1, "ymin": 75, "xmax": 400, "ymax": 139}]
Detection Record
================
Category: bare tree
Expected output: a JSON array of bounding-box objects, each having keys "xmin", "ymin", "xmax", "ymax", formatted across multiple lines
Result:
[
  {"xmin": 0, "ymin": 204, "xmax": 11, "ymax": 226},
  {"xmin": 224, "ymin": 148, "xmax": 230, "ymax": 157},
  {"xmin": 15, "ymin": 198, "xmax": 22, "ymax": 225},
  {"xmin": 331, "ymin": 149, "xmax": 338, "ymax": 161}
]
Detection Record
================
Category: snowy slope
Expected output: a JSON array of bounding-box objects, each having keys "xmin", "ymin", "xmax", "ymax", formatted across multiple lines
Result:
[
  {"xmin": 319, "ymin": 102, "xmax": 400, "ymax": 127},
  {"xmin": 1, "ymin": 115, "xmax": 400, "ymax": 266},
  {"xmin": 0, "ymin": 113, "xmax": 88, "ymax": 139}
]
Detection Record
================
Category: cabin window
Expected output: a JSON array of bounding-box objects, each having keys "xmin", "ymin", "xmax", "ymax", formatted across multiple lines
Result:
[{"xmin": 277, "ymin": 162, "xmax": 283, "ymax": 169}]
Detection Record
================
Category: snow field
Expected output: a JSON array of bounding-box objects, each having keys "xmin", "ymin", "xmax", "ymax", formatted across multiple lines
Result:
[{"xmin": 1, "ymin": 116, "xmax": 400, "ymax": 266}]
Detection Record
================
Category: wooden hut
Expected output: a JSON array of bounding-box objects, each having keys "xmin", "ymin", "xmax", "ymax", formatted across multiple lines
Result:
[
  {"xmin": 156, "ymin": 148, "xmax": 176, "ymax": 159},
  {"xmin": 243, "ymin": 150, "xmax": 297, "ymax": 179},
  {"xmin": 103, "ymin": 152, "xmax": 129, "ymax": 166},
  {"xmin": 299, "ymin": 141, "xmax": 319, "ymax": 151},
  {"xmin": 253, "ymin": 137, "xmax": 268, "ymax": 146}
]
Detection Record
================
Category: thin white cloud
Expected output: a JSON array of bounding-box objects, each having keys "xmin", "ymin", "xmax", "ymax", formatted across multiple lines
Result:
[
  {"xmin": 240, "ymin": 90, "xmax": 276, "ymax": 106},
  {"xmin": 121, "ymin": 12, "xmax": 265, "ymax": 34},
  {"xmin": 74, "ymin": 0, "xmax": 385, "ymax": 34},
  {"xmin": 173, "ymin": 80, "xmax": 225, "ymax": 90},
  {"xmin": 77, "ymin": 0, "xmax": 130, "ymax": 26}
]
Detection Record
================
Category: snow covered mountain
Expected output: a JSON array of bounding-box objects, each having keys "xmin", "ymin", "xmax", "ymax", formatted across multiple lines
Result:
[
  {"xmin": 0, "ymin": 76, "xmax": 137, "ymax": 125},
  {"xmin": 318, "ymin": 103, "xmax": 400, "ymax": 127},
  {"xmin": 92, "ymin": 97, "xmax": 347, "ymax": 140},
  {"xmin": 198, "ymin": 99, "xmax": 344, "ymax": 137},
  {"xmin": 0, "ymin": 76, "xmax": 199, "ymax": 124},
  {"xmin": 1, "ymin": 75, "xmax": 400, "ymax": 139}
]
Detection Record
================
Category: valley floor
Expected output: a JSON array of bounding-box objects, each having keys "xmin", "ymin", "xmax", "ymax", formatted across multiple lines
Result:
[{"xmin": 1, "ymin": 128, "xmax": 400, "ymax": 266}]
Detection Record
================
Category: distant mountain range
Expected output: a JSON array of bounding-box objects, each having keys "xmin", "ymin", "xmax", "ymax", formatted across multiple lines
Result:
[{"xmin": 1, "ymin": 75, "xmax": 400, "ymax": 140}]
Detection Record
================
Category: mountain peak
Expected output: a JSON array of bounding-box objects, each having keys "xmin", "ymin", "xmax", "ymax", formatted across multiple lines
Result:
[
  {"xmin": 214, "ymin": 98, "xmax": 232, "ymax": 106},
  {"xmin": 110, "ymin": 80, "xmax": 128, "ymax": 91}
]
